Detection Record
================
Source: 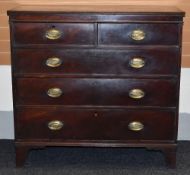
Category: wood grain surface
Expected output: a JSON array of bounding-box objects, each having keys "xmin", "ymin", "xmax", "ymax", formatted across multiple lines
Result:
[{"xmin": 0, "ymin": 0, "xmax": 189, "ymax": 66}]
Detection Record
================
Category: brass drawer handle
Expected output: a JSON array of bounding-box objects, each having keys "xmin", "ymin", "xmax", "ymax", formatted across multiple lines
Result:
[
  {"xmin": 47, "ymin": 88, "xmax": 63, "ymax": 98},
  {"xmin": 46, "ymin": 57, "xmax": 62, "ymax": 68},
  {"xmin": 45, "ymin": 28, "xmax": 62, "ymax": 40},
  {"xmin": 129, "ymin": 89, "xmax": 145, "ymax": 99},
  {"xmin": 131, "ymin": 29, "xmax": 146, "ymax": 41},
  {"xmin": 129, "ymin": 57, "xmax": 145, "ymax": 69},
  {"xmin": 48, "ymin": 120, "xmax": 64, "ymax": 130},
  {"xmin": 128, "ymin": 121, "xmax": 144, "ymax": 131}
]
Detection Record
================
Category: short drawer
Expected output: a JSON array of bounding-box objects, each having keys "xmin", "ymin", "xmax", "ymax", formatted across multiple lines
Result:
[
  {"xmin": 15, "ymin": 78, "xmax": 178, "ymax": 107},
  {"xmin": 98, "ymin": 23, "xmax": 179, "ymax": 45},
  {"xmin": 13, "ymin": 48, "xmax": 179, "ymax": 76},
  {"xmin": 13, "ymin": 23, "xmax": 95, "ymax": 45},
  {"xmin": 16, "ymin": 107, "xmax": 176, "ymax": 141}
]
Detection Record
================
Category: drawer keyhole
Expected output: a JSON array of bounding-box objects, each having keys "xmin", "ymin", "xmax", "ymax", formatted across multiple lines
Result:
[{"xmin": 94, "ymin": 112, "xmax": 99, "ymax": 117}]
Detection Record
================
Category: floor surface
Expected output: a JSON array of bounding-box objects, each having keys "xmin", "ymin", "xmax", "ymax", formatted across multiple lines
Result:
[{"xmin": 0, "ymin": 140, "xmax": 190, "ymax": 175}]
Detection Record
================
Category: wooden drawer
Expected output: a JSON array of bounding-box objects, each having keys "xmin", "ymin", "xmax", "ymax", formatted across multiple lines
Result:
[
  {"xmin": 15, "ymin": 78, "xmax": 177, "ymax": 107},
  {"xmin": 13, "ymin": 48, "xmax": 179, "ymax": 76},
  {"xmin": 98, "ymin": 23, "xmax": 179, "ymax": 45},
  {"xmin": 16, "ymin": 107, "xmax": 175, "ymax": 141},
  {"xmin": 13, "ymin": 23, "xmax": 95, "ymax": 45}
]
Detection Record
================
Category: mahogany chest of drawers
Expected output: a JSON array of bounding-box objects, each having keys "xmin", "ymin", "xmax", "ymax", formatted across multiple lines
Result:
[{"xmin": 7, "ymin": 5, "xmax": 185, "ymax": 167}]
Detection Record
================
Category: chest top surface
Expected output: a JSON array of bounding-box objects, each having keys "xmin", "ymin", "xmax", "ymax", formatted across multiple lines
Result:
[
  {"xmin": 7, "ymin": 5, "xmax": 184, "ymax": 13},
  {"xmin": 7, "ymin": 5, "xmax": 185, "ymax": 22}
]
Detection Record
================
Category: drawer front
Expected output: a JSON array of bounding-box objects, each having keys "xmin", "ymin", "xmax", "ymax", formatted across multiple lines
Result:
[
  {"xmin": 15, "ymin": 78, "xmax": 177, "ymax": 107},
  {"xmin": 13, "ymin": 23, "xmax": 95, "ymax": 45},
  {"xmin": 14, "ymin": 48, "xmax": 179, "ymax": 75},
  {"xmin": 16, "ymin": 108, "xmax": 175, "ymax": 141},
  {"xmin": 99, "ymin": 23, "xmax": 179, "ymax": 45}
]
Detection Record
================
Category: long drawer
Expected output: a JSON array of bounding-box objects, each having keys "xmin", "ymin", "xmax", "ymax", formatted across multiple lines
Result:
[
  {"xmin": 13, "ymin": 23, "xmax": 95, "ymax": 45},
  {"xmin": 98, "ymin": 23, "xmax": 180, "ymax": 45},
  {"xmin": 13, "ymin": 48, "xmax": 179, "ymax": 76},
  {"xmin": 16, "ymin": 107, "xmax": 176, "ymax": 141},
  {"xmin": 15, "ymin": 78, "xmax": 178, "ymax": 107}
]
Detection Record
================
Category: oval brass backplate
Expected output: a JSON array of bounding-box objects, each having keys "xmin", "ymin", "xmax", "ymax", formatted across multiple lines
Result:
[
  {"xmin": 131, "ymin": 29, "xmax": 146, "ymax": 41},
  {"xmin": 45, "ymin": 28, "xmax": 62, "ymax": 40},
  {"xmin": 46, "ymin": 57, "xmax": 62, "ymax": 68},
  {"xmin": 129, "ymin": 89, "xmax": 145, "ymax": 99},
  {"xmin": 47, "ymin": 88, "xmax": 63, "ymax": 98},
  {"xmin": 129, "ymin": 57, "xmax": 145, "ymax": 69},
  {"xmin": 48, "ymin": 120, "xmax": 64, "ymax": 130},
  {"xmin": 128, "ymin": 121, "xmax": 144, "ymax": 131}
]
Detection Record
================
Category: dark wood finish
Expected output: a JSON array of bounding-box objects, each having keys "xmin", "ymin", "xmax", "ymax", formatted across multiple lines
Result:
[
  {"xmin": 15, "ymin": 78, "xmax": 177, "ymax": 106},
  {"xmin": 8, "ymin": 14, "xmax": 184, "ymax": 23},
  {"xmin": 13, "ymin": 48, "xmax": 179, "ymax": 76},
  {"xmin": 16, "ymin": 140, "xmax": 177, "ymax": 147},
  {"xmin": 16, "ymin": 107, "xmax": 175, "ymax": 140},
  {"xmin": 15, "ymin": 145, "xmax": 31, "ymax": 167},
  {"xmin": 7, "ymin": 5, "xmax": 185, "ymax": 168},
  {"xmin": 99, "ymin": 23, "xmax": 180, "ymax": 45},
  {"xmin": 7, "ymin": 5, "xmax": 185, "ymax": 22},
  {"xmin": 13, "ymin": 23, "xmax": 95, "ymax": 45},
  {"xmin": 161, "ymin": 147, "xmax": 177, "ymax": 168}
]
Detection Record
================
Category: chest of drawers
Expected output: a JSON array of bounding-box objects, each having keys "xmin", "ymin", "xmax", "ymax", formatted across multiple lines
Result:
[{"xmin": 7, "ymin": 5, "xmax": 185, "ymax": 168}]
